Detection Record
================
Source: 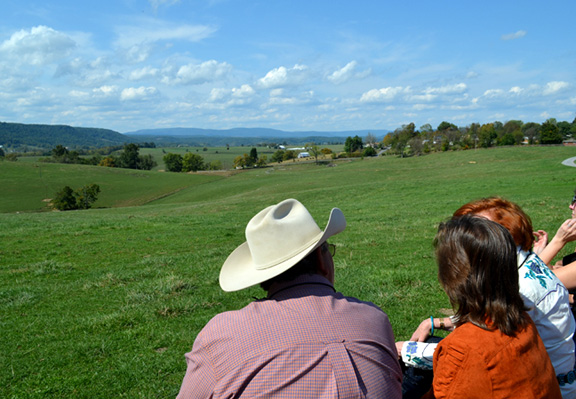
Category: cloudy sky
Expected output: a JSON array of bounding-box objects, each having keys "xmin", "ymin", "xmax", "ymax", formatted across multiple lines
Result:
[{"xmin": 1, "ymin": 0, "xmax": 575, "ymax": 133}]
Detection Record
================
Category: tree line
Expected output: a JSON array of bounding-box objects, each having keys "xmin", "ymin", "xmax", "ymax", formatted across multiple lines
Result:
[
  {"xmin": 381, "ymin": 117, "xmax": 576, "ymax": 156},
  {"xmin": 40, "ymin": 144, "xmax": 157, "ymax": 170}
]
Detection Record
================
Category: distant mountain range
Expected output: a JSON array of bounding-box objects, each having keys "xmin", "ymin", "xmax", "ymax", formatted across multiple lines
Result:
[
  {"xmin": 124, "ymin": 127, "xmax": 389, "ymax": 139},
  {"xmin": 124, "ymin": 127, "xmax": 390, "ymax": 146},
  {"xmin": 0, "ymin": 122, "xmax": 389, "ymax": 151}
]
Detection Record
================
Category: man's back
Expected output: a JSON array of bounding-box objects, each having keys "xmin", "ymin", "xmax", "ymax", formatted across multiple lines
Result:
[{"xmin": 177, "ymin": 275, "xmax": 402, "ymax": 398}]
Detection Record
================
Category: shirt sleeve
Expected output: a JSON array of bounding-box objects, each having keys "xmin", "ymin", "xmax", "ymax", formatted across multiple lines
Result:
[
  {"xmin": 176, "ymin": 334, "xmax": 218, "ymax": 399},
  {"xmin": 426, "ymin": 343, "xmax": 491, "ymax": 399},
  {"xmin": 401, "ymin": 341, "xmax": 436, "ymax": 370}
]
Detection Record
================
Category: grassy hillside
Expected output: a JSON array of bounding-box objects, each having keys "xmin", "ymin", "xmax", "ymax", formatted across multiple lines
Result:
[
  {"xmin": 1, "ymin": 146, "xmax": 576, "ymax": 398},
  {"xmin": 0, "ymin": 161, "xmax": 223, "ymax": 213}
]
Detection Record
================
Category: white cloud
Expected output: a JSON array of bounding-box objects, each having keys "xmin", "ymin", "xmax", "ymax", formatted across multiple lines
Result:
[
  {"xmin": 120, "ymin": 86, "xmax": 159, "ymax": 101},
  {"xmin": 129, "ymin": 66, "xmax": 160, "ymax": 80},
  {"xmin": 207, "ymin": 84, "xmax": 256, "ymax": 107},
  {"xmin": 231, "ymin": 84, "xmax": 255, "ymax": 98},
  {"xmin": 93, "ymin": 85, "xmax": 119, "ymax": 96},
  {"xmin": 208, "ymin": 88, "xmax": 227, "ymax": 102},
  {"xmin": 0, "ymin": 25, "xmax": 76, "ymax": 66},
  {"xmin": 423, "ymin": 83, "xmax": 467, "ymax": 95},
  {"xmin": 257, "ymin": 64, "xmax": 308, "ymax": 89},
  {"xmin": 327, "ymin": 61, "xmax": 371, "ymax": 84},
  {"xmin": 543, "ymin": 81, "xmax": 570, "ymax": 95},
  {"xmin": 114, "ymin": 19, "xmax": 217, "ymax": 49},
  {"xmin": 163, "ymin": 60, "xmax": 232, "ymax": 85},
  {"xmin": 501, "ymin": 30, "xmax": 527, "ymax": 41},
  {"xmin": 360, "ymin": 86, "xmax": 409, "ymax": 103},
  {"xmin": 483, "ymin": 89, "xmax": 504, "ymax": 98}
]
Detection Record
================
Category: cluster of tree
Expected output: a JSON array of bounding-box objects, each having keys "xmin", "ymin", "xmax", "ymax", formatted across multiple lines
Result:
[
  {"xmin": 51, "ymin": 184, "xmax": 101, "ymax": 211},
  {"xmin": 43, "ymin": 144, "xmax": 157, "ymax": 170},
  {"xmin": 342, "ymin": 135, "xmax": 378, "ymax": 157},
  {"xmin": 381, "ymin": 117, "xmax": 576, "ymax": 157},
  {"xmin": 233, "ymin": 148, "xmax": 267, "ymax": 168},
  {"xmin": 162, "ymin": 152, "xmax": 223, "ymax": 172},
  {"xmin": 100, "ymin": 143, "xmax": 157, "ymax": 170}
]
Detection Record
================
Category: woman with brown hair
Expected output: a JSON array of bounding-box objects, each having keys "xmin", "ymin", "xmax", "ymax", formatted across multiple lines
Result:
[
  {"xmin": 424, "ymin": 216, "xmax": 560, "ymax": 398},
  {"xmin": 398, "ymin": 197, "xmax": 575, "ymax": 398}
]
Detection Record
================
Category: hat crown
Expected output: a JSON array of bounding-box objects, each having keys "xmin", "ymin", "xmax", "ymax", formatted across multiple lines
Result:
[
  {"xmin": 219, "ymin": 198, "xmax": 346, "ymax": 292},
  {"xmin": 246, "ymin": 199, "xmax": 322, "ymax": 270}
]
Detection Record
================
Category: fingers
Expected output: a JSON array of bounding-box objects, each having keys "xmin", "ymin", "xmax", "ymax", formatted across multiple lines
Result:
[{"xmin": 395, "ymin": 341, "xmax": 404, "ymax": 358}]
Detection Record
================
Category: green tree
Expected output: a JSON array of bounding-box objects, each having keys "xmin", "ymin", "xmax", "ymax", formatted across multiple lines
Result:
[
  {"xmin": 344, "ymin": 135, "xmax": 363, "ymax": 154},
  {"xmin": 478, "ymin": 123, "xmax": 497, "ymax": 148},
  {"xmin": 75, "ymin": 184, "xmax": 101, "ymax": 209},
  {"xmin": 163, "ymin": 153, "xmax": 183, "ymax": 172},
  {"xmin": 540, "ymin": 119, "xmax": 563, "ymax": 144},
  {"xmin": 557, "ymin": 121, "xmax": 572, "ymax": 139},
  {"xmin": 271, "ymin": 150, "xmax": 285, "ymax": 163},
  {"xmin": 52, "ymin": 144, "xmax": 69, "ymax": 160},
  {"xmin": 119, "ymin": 144, "xmax": 140, "ymax": 169},
  {"xmin": 207, "ymin": 160, "xmax": 223, "ymax": 170},
  {"xmin": 499, "ymin": 133, "xmax": 516, "ymax": 146},
  {"xmin": 137, "ymin": 154, "xmax": 157, "ymax": 170},
  {"xmin": 283, "ymin": 150, "xmax": 297, "ymax": 161},
  {"xmin": 249, "ymin": 148, "xmax": 258, "ymax": 164},
  {"xmin": 363, "ymin": 146, "xmax": 377, "ymax": 157},
  {"xmin": 437, "ymin": 121, "xmax": 458, "ymax": 131},
  {"xmin": 99, "ymin": 156, "xmax": 116, "ymax": 167},
  {"xmin": 306, "ymin": 143, "xmax": 321, "ymax": 163},
  {"xmin": 255, "ymin": 155, "xmax": 267, "ymax": 167},
  {"xmin": 0, "ymin": 147, "xmax": 4, "ymax": 158},
  {"xmin": 233, "ymin": 155, "xmax": 246, "ymax": 168},
  {"xmin": 52, "ymin": 186, "xmax": 78, "ymax": 211},
  {"xmin": 182, "ymin": 153, "xmax": 205, "ymax": 172}
]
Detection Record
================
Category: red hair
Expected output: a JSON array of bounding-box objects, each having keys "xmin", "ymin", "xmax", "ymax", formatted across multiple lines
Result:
[{"xmin": 453, "ymin": 197, "xmax": 534, "ymax": 251}]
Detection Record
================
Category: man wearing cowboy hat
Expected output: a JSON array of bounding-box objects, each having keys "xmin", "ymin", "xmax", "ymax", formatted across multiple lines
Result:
[{"xmin": 177, "ymin": 199, "xmax": 402, "ymax": 398}]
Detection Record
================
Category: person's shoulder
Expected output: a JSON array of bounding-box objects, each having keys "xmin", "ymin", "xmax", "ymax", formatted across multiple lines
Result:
[
  {"xmin": 338, "ymin": 293, "xmax": 386, "ymax": 312},
  {"xmin": 439, "ymin": 323, "xmax": 501, "ymax": 355}
]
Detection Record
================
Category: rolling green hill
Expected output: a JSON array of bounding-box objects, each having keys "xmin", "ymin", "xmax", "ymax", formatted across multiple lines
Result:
[
  {"xmin": 1, "ymin": 146, "xmax": 576, "ymax": 397},
  {"xmin": 0, "ymin": 121, "xmax": 134, "ymax": 151}
]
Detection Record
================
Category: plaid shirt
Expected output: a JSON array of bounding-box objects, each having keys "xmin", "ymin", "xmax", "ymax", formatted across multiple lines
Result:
[{"xmin": 177, "ymin": 275, "xmax": 402, "ymax": 398}]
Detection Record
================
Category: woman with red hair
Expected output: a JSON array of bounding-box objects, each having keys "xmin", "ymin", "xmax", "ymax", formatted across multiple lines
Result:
[
  {"xmin": 398, "ymin": 197, "xmax": 576, "ymax": 398},
  {"xmin": 423, "ymin": 216, "xmax": 560, "ymax": 398}
]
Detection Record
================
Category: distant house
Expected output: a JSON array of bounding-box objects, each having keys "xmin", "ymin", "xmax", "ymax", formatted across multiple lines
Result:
[{"xmin": 297, "ymin": 152, "xmax": 310, "ymax": 158}]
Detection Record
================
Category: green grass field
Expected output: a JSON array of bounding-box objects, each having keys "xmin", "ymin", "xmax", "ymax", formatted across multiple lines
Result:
[{"xmin": 2, "ymin": 145, "xmax": 576, "ymax": 398}]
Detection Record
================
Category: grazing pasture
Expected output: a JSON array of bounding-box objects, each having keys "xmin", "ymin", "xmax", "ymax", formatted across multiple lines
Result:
[{"xmin": 1, "ymin": 146, "xmax": 575, "ymax": 398}]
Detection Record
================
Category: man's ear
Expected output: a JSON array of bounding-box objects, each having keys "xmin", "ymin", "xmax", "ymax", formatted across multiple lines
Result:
[{"xmin": 315, "ymin": 246, "xmax": 332, "ymax": 279}]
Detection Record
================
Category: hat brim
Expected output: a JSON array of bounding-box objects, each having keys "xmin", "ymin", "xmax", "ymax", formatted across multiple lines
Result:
[{"xmin": 219, "ymin": 207, "xmax": 346, "ymax": 292}]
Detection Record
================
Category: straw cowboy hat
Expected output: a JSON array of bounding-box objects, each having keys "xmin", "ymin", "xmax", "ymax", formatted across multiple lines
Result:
[{"xmin": 219, "ymin": 199, "xmax": 346, "ymax": 292}]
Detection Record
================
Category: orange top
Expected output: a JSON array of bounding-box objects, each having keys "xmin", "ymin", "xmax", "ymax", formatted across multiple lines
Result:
[{"xmin": 424, "ymin": 317, "xmax": 561, "ymax": 399}]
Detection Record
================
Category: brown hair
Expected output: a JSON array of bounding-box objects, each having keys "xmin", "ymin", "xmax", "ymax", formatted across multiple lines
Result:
[
  {"xmin": 435, "ymin": 216, "xmax": 528, "ymax": 336},
  {"xmin": 453, "ymin": 197, "xmax": 534, "ymax": 251}
]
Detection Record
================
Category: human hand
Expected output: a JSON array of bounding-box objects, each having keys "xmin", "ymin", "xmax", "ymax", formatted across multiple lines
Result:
[
  {"xmin": 554, "ymin": 219, "xmax": 576, "ymax": 245},
  {"xmin": 533, "ymin": 230, "xmax": 548, "ymax": 255},
  {"xmin": 395, "ymin": 341, "xmax": 405, "ymax": 358},
  {"xmin": 409, "ymin": 318, "xmax": 432, "ymax": 342}
]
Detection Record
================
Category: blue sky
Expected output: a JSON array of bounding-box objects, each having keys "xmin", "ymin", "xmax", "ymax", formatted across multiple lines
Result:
[{"xmin": 1, "ymin": 0, "xmax": 575, "ymax": 133}]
